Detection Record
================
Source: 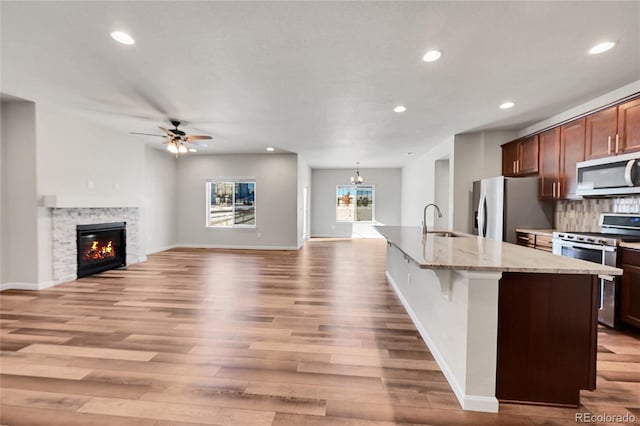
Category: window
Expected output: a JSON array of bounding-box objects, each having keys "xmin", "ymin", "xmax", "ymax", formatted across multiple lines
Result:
[
  {"xmin": 336, "ymin": 185, "xmax": 374, "ymax": 222},
  {"xmin": 206, "ymin": 180, "xmax": 256, "ymax": 227}
]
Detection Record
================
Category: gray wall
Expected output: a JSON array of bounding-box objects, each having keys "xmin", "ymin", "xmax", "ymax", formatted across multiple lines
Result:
[
  {"xmin": 176, "ymin": 154, "xmax": 298, "ymax": 249},
  {"xmin": 311, "ymin": 168, "xmax": 401, "ymax": 237},
  {"xmin": 144, "ymin": 146, "xmax": 178, "ymax": 253},
  {"xmin": 1, "ymin": 99, "xmax": 39, "ymax": 285}
]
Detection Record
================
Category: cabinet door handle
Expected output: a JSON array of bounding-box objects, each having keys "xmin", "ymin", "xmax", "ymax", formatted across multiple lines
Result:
[
  {"xmin": 608, "ymin": 136, "xmax": 612, "ymax": 155},
  {"xmin": 557, "ymin": 180, "xmax": 561, "ymax": 198},
  {"xmin": 552, "ymin": 182, "xmax": 556, "ymax": 198},
  {"xmin": 516, "ymin": 160, "xmax": 520, "ymax": 173},
  {"xmin": 616, "ymin": 134, "xmax": 620, "ymax": 154}
]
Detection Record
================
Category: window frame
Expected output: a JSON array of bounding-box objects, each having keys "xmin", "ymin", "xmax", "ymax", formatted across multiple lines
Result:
[
  {"xmin": 335, "ymin": 184, "xmax": 376, "ymax": 223},
  {"xmin": 205, "ymin": 178, "xmax": 257, "ymax": 228}
]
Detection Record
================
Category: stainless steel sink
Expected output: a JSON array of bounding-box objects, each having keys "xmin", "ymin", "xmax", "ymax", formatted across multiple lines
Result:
[{"xmin": 427, "ymin": 231, "xmax": 462, "ymax": 238}]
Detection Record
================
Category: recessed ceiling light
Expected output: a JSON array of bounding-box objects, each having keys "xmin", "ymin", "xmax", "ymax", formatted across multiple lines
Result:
[
  {"xmin": 588, "ymin": 41, "xmax": 616, "ymax": 55},
  {"xmin": 110, "ymin": 31, "xmax": 135, "ymax": 45},
  {"xmin": 499, "ymin": 101, "xmax": 515, "ymax": 110},
  {"xmin": 422, "ymin": 50, "xmax": 442, "ymax": 62},
  {"xmin": 393, "ymin": 105, "xmax": 407, "ymax": 113},
  {"xmin": 266, "ymin": 147, "xmax": 275, "ymax": 152},
  {"xmin": 188, "ymin": 148, "xmax": 197, "ymax": 153}
]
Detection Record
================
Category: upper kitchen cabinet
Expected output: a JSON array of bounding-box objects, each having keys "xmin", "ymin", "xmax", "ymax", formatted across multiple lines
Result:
[
  {"xmin": 502, "ymin": 141, "xmax": 519, "ymax": 177},
  {"xmin": 618, "ymin": 98, "xmax": 640, "ymax": 154},
  {"xmin": 585, "ymin": 97, "xmax": 640, "ymax": 159},
  {"xmin": 560, "ymin": 118, "xmax": 586, "ymax": 199},
  {"xmin": 539, "ymin": 128, "xmax": 561, "ymax": 199},
  {"xmin": 501, "ymin": 135, "xmax": 538, "ymax": 177},
  {"xmin": 585, "ymin": 106, "xmax": 617, "ymax": 160}
]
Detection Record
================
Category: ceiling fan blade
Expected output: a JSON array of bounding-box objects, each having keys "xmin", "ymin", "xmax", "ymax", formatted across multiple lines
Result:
[
  {"xmin": 129, "ymin": 132, "xmax": 166, "ymax": 137},
  {"xmin": 185, "ymin": 135, "xmax": 212, "ymax": 141},
  {"xmin": 159, "ymin": 126, "xmax": 178, "ymax": 136}
]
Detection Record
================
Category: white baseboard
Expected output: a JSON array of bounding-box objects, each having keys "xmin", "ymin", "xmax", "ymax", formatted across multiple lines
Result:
[
  {"xmin": 176, "ymin": 243, "xmax": 299, "ymax": 250},
  {"xmin": 145, "ymin": 244, "xmax": 179, "ymax": 255},
  {"xmin": 384, "ymin": 270, "xmax": 499, "ymax": 413},
  {"xmin": 1, "ymin": 280, "xmax": 60, "ymax": 292}
]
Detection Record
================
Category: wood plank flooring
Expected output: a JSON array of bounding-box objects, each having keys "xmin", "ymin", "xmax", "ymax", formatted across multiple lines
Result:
[{"xmin": 1, "ymin": 239, "xmax": 639, "ymax": 425}]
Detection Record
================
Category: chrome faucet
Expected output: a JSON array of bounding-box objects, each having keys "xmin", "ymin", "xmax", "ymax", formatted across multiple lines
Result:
[{"xmin": 422, "ymin": 203, "xmax": 443, "ymax": 234}]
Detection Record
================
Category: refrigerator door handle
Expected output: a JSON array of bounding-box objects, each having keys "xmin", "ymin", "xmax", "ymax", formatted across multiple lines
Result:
[
  {"xmin": 478, "ymin": 193, "xmax": 486, "ymax": 237},
  {"xmin": 483, "ymin": 196, "xmax": 488, "ymax": 237}
]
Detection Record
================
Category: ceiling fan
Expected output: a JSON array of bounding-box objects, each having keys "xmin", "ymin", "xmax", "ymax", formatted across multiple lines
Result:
[{"xmin": 130, "ymin": 120, "xmax": 212, "ymax": 155}]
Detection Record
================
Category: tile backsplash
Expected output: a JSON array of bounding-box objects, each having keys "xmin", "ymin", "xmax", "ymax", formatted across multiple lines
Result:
[{"xmin": 555, "ymin": 196, "xmax": 640, "ymax": 232}]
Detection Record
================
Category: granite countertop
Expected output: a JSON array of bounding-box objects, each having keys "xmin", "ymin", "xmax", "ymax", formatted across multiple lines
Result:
[
  {"xmin": 374, "ymin": 226, "xmax": 622, "ymax": 275},
  {"xmin": 515, "ymin": 228, "xmax": 558, "ymax": 237},
  {"xmin": 620, "ymin": 242, "xmax": 640, "ymax": 250}
]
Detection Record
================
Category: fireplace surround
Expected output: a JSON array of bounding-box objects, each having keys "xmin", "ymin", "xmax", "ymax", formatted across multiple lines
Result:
[{"xmin": 76, "ymin": 222, "xmax": 127, "ymax": 278}]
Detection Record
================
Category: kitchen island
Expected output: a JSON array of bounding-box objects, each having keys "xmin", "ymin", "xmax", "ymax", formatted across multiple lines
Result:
[{"xmin": 374, "ymin": 226, "xmax": 622, "ymax": 413}]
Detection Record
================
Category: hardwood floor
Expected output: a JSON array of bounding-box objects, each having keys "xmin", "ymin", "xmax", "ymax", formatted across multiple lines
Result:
[{"xmin": 1, "ymin": 239, "xmax": 639, "ymax": 425}]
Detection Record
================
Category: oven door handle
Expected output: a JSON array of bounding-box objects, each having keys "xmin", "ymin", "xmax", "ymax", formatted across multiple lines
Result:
[
  {"xmin": 598, "ymin": 274, "xmax": 616, "ymax": 282},
  {"xmin": 558, "ymin": 241, "xmax": 616, "ymax": 252}
]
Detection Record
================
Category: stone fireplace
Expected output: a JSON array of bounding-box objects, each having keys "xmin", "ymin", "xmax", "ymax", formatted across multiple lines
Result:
[{"xmin": 52, "ymin": 207, "xmax": 141, "ymax": 282}]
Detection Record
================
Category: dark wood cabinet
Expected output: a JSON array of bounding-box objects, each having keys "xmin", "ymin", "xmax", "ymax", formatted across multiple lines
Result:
[
  {"xmin": 621, "ymin": 248, "xmax": 640, "ymax": 329},
  {"xmin": 516, "ymin": 231, "xmax": 553, "ymax": 252},
  {"xmin": 560, "ymin": 118, "xmax": 586, "ymax": 199},
  {"xmin": 518, "ymin": 135, "xmax": 539, "ymax": 174},
  {"xmin": 497, "ymin": 273, "xmax": 598, "ymax": 406},
  {"xmin": 585, "ymin": 106, "xmax": 617, "ymax": 160},
  {"xmin": 502, "ymin": 141, "xmax": 519, "ymax": 177},
  {"xmin": 539, "ymin": 128, "xmax": 561, "ymax": 199},
  {"xmin": 618, "ymin": 98, "xmax": 640, "ymax": 154},
  {"xmin": 502, "ymin": 136, "xmax": 538, "ymax": 177}
]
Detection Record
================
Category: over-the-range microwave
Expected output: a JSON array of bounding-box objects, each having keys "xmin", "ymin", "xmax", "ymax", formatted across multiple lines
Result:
[{"xmin": 576, "ymin": 151, "xmax": 640, "ymax": 196}]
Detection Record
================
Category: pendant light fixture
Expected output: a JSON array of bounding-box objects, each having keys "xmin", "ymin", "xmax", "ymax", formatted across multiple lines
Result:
[{"xmin": 351, "ymin": 162, "xmax": 364, "ymax": 185}]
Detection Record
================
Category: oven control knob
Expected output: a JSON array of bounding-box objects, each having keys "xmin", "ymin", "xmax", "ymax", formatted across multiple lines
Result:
[
  {"xmin": 598, "ymin": 239, "xmax": 607, "ymax": 244},
  {"xmin": 587, "ymin": 238, "xmax": 595, "ymax": 242},
  {"xmin": 558, "ymin": 234, "xmax": 565, "ymax": 238},
  {"xmin": 577, "ymin": 236, "xmax": 584, "ymax": 241},
  {"xmin": 567, "ymin": 235, "xmax": 575, "ymax": 239}
]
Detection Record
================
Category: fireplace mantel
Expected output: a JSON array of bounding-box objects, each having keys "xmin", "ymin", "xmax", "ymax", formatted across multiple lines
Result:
[{"xmin": 42, "ymin": 195, "xmax": 142, "ymax": 208}]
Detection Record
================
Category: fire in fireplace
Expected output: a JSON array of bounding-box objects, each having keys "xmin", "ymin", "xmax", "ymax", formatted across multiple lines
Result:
[{"xmin": 76, "ymin": 222, "xmax": 126, "ymax": 278}]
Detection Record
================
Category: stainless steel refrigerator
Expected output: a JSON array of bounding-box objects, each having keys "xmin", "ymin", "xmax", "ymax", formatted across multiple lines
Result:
[{"xmin": 472, "ymin": 176, "xmax": 553, "ymax": 244}]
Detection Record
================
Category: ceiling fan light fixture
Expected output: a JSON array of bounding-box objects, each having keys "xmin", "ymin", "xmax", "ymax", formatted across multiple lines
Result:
[
  {"xmin": 189, "ymin": 148, "xmax": 197, "ymax": 153},
  {"xmin": 167, "ymin": 142, "xmax": 179, "ymax": 154},
  {"xmin": 178, "ymin": 143, "xmax": 188, "ymax": 154},
  {"xmin": 266, "ymin": 147, "xmax": 275, "ymax": 152},
  {"xmin": 110, "ymin": 31, "xmax": 135, "ymax": 45}
]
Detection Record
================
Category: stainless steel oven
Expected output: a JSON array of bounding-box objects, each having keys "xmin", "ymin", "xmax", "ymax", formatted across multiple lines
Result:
[{"xmin": 552, "ymin": 235, "xmax": 618, "ymax": 327}]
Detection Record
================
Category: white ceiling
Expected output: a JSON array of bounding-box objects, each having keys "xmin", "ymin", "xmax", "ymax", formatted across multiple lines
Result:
[{"xmin": 1, "ymin": 1, "xmax": 639, "ymax": 167}]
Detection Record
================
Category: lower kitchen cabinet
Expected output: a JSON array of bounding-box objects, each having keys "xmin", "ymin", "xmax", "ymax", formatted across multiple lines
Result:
[
  {"xmin": 621, "ymin": 248, "xmax": 640, "ymax": 329},
  {"xmin": 516, "ymin": 231, "xmax": 553, "ymax": 252}
]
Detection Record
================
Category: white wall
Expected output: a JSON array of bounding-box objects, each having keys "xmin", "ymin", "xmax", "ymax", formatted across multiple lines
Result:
[
  {"xmin": 297, "ymin": 155, "xmax": 311, "ymax": 248},
  {"xmin": 1, "ymin": 100, "xmax": 39, "ymax": 285},
  {"xmin": 144, "ymin": 146, "xmax": 177, "ymax": 254},
  {"xmin": 401, "ymin": 130, "xmax": 516, "ymax": 233},
  {"xmin": 36, "ymin": 103, "xmax": 146, "ymax": 202},
  {"xmin": 452, "ymin": 131, "xmax": 517, "ymax": 233},
  {"xmin": 176, "ymin": 154, "xmax": 298, "ymax": 249},
  {"xmin": 519, "ymin": 80, "xmax": 640, "ymax": 137},
  {"xmin": 311, "ymin": 168, "xmax": 401, "ymax": 237},
  {"xmin": 401, "ymin": 138, "xmax": 454, "ymax": 228}
]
